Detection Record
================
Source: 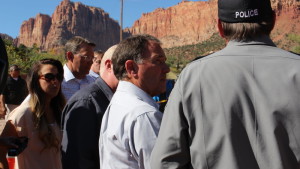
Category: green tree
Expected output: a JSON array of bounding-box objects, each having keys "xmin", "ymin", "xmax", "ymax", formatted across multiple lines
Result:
[{"xmin": 4, "ymin": 39, "xmax": 65, "ymax": 75}]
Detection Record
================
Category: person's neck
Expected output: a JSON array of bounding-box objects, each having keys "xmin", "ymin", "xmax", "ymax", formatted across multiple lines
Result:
[
  {"xmin": 91, "ymin": 67, "xmax": 99, "ymax": 74},
  {"xmin": 44, "ymin": 98, "xmax": 56, "ymax": 122},
  {"xmin": 101, "ymin": 75, "xmax": 117, "ymax": 92},
  {"xmin": 66, "ymin": 63, "xmax": 85, "ymax": 79},
  {"xmin": 73, "ymin": 72, "xmax": 86, "ymax": 79},
  {"xmin": 45, "ymin": 98, "xmax": 51, "ymax": 107}
]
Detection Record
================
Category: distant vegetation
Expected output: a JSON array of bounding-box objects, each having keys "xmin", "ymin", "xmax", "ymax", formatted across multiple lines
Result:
[
  {"xmin": 3, "ymin": 39, "xmax": 65, "ymax": 75},
  {"xmin": 3, "ymin": 32, "xmax": 299, "ymax": 78},
  {"xmin": 271, "ymin": 33, "xmax": 300, "ymax": 55},
  {"xmin": 3, "ymin": 34, "xmax": 226, "ymax": 77},
  {"xmin": 286, "ymin": 33, "xmax": 300, "ymax": 54},
  {"xmin": 165, "ymin": 33, "xmax": 226, "ymax": 77},
  {"xmin": 165, "ymin": 33, "xmax": 300, "ymax": 78}
]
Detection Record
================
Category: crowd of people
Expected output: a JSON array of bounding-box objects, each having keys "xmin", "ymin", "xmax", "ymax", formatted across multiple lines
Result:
[{"xmin": 0, "ymin": 0, "xmax": 300, "ymax": 169}]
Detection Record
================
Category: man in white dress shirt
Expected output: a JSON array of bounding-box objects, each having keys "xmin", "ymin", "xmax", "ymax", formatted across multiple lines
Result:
[
  {"xmin": 99, "ymin": 34, "xmax": 170, "ymax": 169},
  {"xmin": 62, "ymin": 36, "xmax": 96, "ymax": 100}
]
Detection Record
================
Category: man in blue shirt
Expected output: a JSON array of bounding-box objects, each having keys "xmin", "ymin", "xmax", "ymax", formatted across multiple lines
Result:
[{"xmin": 62, "ymin": 36, "xmax": 96, "ymax": 101}]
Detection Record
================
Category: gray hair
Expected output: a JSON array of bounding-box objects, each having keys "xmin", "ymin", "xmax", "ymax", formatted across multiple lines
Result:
[
  {"xmin": 64, "ymin": 36, "xmax": 96, "ymax": 59},
  {"xmin": 112, "ymin": 34, "xmax": 161, "ymax": 80}
]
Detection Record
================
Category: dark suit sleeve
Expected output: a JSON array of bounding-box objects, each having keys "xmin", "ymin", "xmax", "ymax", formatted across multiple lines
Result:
[
  {"xmin": 61, "ymin": 99, "xmax": 100, "ymax": 169},
  {"xmin": 0, "ymin": 37, "xmax": 8, "ymax": 94}
]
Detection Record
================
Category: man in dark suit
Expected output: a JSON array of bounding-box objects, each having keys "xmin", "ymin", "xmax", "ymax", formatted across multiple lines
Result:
[{"xmin": 61, "ymin": 45, "xmax": 119, "ymax": 169}]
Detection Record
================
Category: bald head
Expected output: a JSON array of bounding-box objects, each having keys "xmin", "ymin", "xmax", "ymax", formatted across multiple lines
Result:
[
  {"xmin": 100, "ymin": 45, "xmax": 118, "ymax": 76},
  {"xmin": 100, "ymin": 45, "xmax": 119, "ymax": 91}
]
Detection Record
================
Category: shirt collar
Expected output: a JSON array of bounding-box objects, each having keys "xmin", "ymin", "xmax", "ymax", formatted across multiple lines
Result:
[
  {"xmin": 228, "ymin": 35, "xmax": 276, "ymax": 47},
  {"xmin": 63, "ymin": 64, "xmax": 76, "ymax": 82},
  {"xmin": 117, "ymin": 81, "xmax": 159, "ymax": 109},
  {"xmin": 89, "ymin": 70, "xmax": 99, "ymax": 78}
]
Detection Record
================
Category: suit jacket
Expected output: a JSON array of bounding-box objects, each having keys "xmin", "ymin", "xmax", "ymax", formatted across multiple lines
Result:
[
  {"xmin": 61, "ymin": 77, "xmax": 113, "ymax": 169},
  {"xmin": 3, "ymin": 76, "xmax": 28, "ymax": 105}
]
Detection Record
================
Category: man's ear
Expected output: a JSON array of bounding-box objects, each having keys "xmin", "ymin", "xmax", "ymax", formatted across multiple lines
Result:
[
  {"xmin": 66, "ymin": 51, "xmax": 74, "ymax": 62},
  {"xmin": 218, "ymin": 19, "xmax": 225, "ymax": 38},
  {"xmin": 125, "ymin": 60, "xmax": 138, "ymax": 78},
  {"xmin": 105, "ymin": 59, "xmax": 112, "ymax": 71}
]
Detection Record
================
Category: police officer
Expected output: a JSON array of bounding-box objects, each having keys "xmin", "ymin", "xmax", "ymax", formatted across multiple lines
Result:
[{"xmin": 151, "ymin": 0, "xmax": 300, "ymax": 168}]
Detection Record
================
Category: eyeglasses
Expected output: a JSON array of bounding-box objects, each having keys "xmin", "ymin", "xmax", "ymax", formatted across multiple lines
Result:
[
  {"xmin": 94, "ymin": 60, "xmax": 101, "ymax": 64},
  {"xmin": 78, "ymin": 54, "xmax": 94, "ymax": 61},
  {"xmin": 39, "ymin": 73, "xmax": 63, "ymax": 82}
]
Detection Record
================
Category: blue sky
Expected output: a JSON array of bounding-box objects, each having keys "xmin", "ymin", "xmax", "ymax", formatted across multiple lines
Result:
[{"xmin": 1, "ymin": 0, "xmax": 202, "ymax": 38}]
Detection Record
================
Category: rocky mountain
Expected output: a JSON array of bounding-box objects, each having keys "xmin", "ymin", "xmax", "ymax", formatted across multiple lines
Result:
[
  {"xmin": 17, "ymin": 0, "xmax": 121, "ymax": 51},
  {"xmin": 15, "ymin": 0, "xmax": 299, "ymax": 51},
  {"xmin": 270, "ymin": 0, "xmax": 300, "ymax": 49},
  {"xmin": 18, "ymin": 14, "xmax": 51, "ymax": 49},
  {"xmin": 129, "ymin": 0, "xmax": 218, "ymax": 48},
  {"xmin": 129, "ymin": 0, "xmax": 300, "ymax": 49},
  {"xmin": 0, "ymin": 33, "xmax": 14, "ymax": 42}
]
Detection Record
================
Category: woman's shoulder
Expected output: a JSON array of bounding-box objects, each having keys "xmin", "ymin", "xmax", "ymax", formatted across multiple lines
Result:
[{"xmin": 7, "ymin": 101, "xmax": 32, "ymax": 124}]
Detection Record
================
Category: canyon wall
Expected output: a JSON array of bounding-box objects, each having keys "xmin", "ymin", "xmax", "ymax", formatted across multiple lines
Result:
[
  {"xmin": 129, "ymin": 0, "xmax": 299, "ymax": 48},
  {"xmin": 16, "ymin": 0, "xmax": 299, "ymax": 50},
  {"xmin": 17, "ymin": 0, "xmax": 121, "ymax": 51}
]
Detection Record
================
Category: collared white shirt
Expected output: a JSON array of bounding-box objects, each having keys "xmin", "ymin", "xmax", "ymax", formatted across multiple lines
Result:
[
  {"xmin": 62, "ymin": 64, "xmax": 95, "ymax": 101},
  {"xmin": 99, "ymin": 81, "xmax": 163, "ymax": 169},
  {"xmin": 88, "ymin": 69, "xmax": 99, "ymax": 81}
]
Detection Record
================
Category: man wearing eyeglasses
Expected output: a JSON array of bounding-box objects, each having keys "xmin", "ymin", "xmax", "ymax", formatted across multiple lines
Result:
[
  {"xmin": 88, "ymin": 50, "xmax": 104, "ymax": 81},
  {"xmin": 61, "ymin": 45, "xmax": 119, "ymax": 169},
  {"xmin": 62, "ymin": 36, "xmax": 96, "ymax": 101}
]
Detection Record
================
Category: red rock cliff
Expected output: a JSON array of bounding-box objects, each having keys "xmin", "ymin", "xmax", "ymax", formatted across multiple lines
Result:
[
  {"xmin": 271, "ymin": 0, "xmax": 300, "ymax": 43},
  {"xmin": 18, "ymin": 13, "xmax": 51, "ymax": 48},
  {"xmin": 129, "ymin": 0, "xmax": 299, "ymax": 48},
  {"xmin": 18, "ymin": 0, "xmax": 121, "ymax": 51},
  {"xmin": 17, "ymin": 0, "xmax": 299, "ymax": 50},
  {"xmin": 130, "ymin": 1, "xmax": 218, "ymax": 48}
]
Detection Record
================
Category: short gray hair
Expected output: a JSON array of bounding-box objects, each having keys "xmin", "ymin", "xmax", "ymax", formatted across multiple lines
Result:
[
  {"xmin": 112, "ymin": 34, "xmax": 161, "ymax": 80},
  {"xmin": 64, "ymin": 36, "xmax": 96, "ymax": 59}
]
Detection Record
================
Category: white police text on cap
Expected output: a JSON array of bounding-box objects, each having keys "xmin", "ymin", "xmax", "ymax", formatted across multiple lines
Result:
[{"xmin": 235, "ymin": 9, "xmax": 259, "ymax": 18}]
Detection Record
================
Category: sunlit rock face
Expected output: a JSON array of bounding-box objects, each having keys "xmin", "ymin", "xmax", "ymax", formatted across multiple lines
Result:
[
  {"xmin": 18, "ymin": 0, "xmax": 121, "ymax": 51},
  {"xmin": 128, "ymin": 0, "xmax": 299, "ymax": 48}
]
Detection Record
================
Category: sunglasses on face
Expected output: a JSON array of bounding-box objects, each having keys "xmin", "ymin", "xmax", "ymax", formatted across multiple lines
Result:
[{"xmin": 39, "ymin": 73, "xmax": 63, "ymax": 82}]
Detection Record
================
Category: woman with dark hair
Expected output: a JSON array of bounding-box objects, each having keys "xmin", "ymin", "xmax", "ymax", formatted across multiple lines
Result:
[{"xmin": 7, "ymin": 58, "xmax": 65, "ymax": 169}]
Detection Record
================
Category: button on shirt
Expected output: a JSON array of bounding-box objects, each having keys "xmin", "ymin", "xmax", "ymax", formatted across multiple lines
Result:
[
  {"xmin": 99, "ymin": 81, "xmax": 163, "ymax": 169},
  {"xmin": 62, "ymin": 64, "xmax": 95, "ymax": 101}
]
